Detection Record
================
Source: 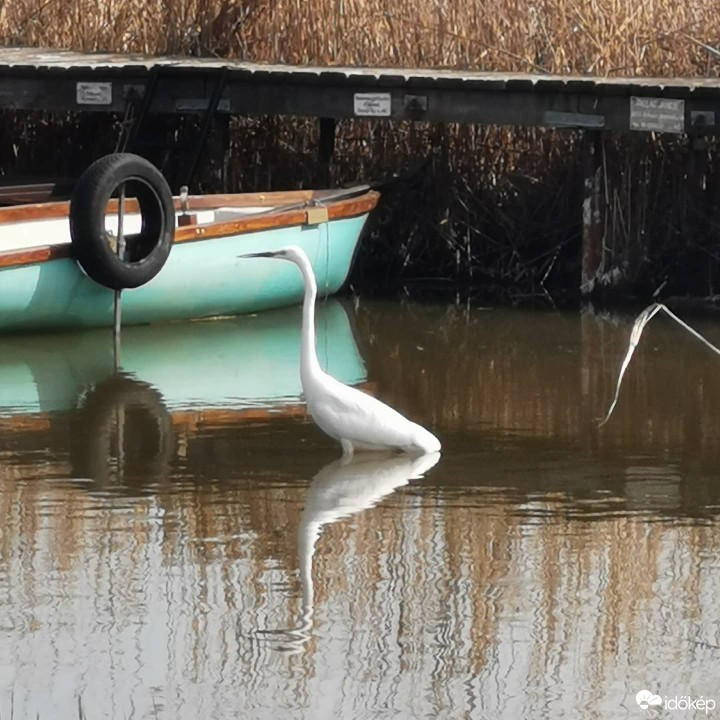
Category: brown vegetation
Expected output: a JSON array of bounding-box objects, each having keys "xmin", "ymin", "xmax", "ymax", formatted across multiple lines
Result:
[{"xmin": 2, "ymin": 0, "xmax": 717, "ymax": 73}]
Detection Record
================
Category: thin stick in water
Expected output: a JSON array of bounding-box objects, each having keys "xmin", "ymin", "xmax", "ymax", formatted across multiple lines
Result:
[{"xmin": 598, "ymin": 302, "xmax": 720, "ymax": 427}]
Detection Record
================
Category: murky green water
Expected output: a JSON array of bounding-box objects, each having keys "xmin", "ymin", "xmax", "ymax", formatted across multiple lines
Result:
[{"xmin": 0, "ymin": 299, "xmax": 719, "ymax": 719}]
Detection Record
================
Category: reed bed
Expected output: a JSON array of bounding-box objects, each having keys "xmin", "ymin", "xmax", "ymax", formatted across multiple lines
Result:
[{"xmin": 1, "ymin": 0, "xmax": 719, "ymax": 294}]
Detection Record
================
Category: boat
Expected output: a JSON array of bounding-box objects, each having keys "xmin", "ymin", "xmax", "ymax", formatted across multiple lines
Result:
[{"xmin": 0, "ymin": 153, "xmax": 379, "ymax": 333}]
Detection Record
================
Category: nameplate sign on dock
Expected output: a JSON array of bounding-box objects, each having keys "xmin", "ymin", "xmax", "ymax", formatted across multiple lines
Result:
[
  {"xmin": 630, "ymin": 97, "xmax": 685, "ymax": 134},
  {"xmin": 76, "ymin": 82, "xmax": 113, "ymax": 105},
  {"xmin": 353, "ymin": 93, "xmax": 392, "ymax": 117}
]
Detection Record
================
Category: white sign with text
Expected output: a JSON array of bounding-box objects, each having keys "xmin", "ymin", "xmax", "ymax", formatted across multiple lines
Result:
[{"xmin": 353, "ymin": 93, "xmax": 392, "ymax": 117}]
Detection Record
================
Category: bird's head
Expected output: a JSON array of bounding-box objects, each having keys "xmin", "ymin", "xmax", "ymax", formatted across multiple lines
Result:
[{"xmin": 238, "ymin": 245, "xmax": 307, "ymax": 264}]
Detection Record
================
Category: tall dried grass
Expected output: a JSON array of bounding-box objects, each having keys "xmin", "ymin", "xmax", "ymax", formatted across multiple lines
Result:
[
  {"xmin": 0, "ymin": 0, "xmax": 719, "ymax": 294},
  {"xmin": 2, "ymin": 0, "xmax": 717, "ymax": 74}
]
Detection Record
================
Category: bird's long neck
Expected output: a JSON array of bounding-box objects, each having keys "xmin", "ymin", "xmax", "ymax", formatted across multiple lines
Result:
[{"xmin": 297, "ymin": 254, "xmax": 323, "ymax": 382}]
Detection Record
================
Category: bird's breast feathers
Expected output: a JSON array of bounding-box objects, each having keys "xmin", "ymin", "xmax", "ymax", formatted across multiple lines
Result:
[{"xmin": 305, "ymin": 377, "xmax": 420, "ymax": 448}]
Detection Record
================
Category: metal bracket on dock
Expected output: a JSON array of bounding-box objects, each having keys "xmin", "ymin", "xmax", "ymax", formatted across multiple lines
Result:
[
  {"xmin": 690, "ymin": 110, "xmax": 716, "ymax": 131},
  {"xmin": 404, "ymin": 95, "xmax": 428, "ymax": 119}
]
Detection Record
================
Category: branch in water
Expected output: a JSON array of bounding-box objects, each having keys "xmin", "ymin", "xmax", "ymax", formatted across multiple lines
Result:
[{"xmin": 598, "ymin": 303, "xmax": 720, "ymax": 427}]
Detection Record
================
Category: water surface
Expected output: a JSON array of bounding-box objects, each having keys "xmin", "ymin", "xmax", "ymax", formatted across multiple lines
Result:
[{"xmin": 0, "ymin": 299, "xmax": 719, "ymax": 719}]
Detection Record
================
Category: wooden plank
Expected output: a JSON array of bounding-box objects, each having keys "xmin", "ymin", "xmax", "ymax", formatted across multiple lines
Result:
[
  {"xmin": 0, "ymin": 244, "xmax": 71, "ymax": 268},
  {"xmin": 0, "ymin": 189, "xmax": 374, "ymax": 224},
  {"xmin": 0, "ymin": 190, "xmax": 320, "ymax": 224},
  {"xmin": 0, "ymin": 49, "xmax": 716, "ymax": 134},
  {"xmin": 0, "ymin": 191, "xmax": 379, "ymax": 269},
  {"xmin": 0, "ymin": 48, "xmax": 717, "ymax": 89},
  {"xmin": 0, "ymin": 48, "xmax": 718, "ymax": 98},
  {"xmin": 173, "ymin": 192, "xmax": 377, "ymax": 242}
]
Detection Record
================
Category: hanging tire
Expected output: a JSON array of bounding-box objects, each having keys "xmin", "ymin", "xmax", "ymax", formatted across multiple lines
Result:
[{"xmin": 70, "ymin": 153, "xmax": 175, "ymax": 290}]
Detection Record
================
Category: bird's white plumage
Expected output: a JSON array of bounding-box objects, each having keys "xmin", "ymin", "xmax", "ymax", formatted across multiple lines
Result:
[
  {"xmin": 243, "ymin": 245, "xmax": 441, "ymax": 456},
  {"xmin": 305, "ymin": 370, "xmax": 439, "ymax": 453}
]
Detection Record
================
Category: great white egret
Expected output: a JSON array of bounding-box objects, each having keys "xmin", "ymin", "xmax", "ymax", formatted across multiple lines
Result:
[{"xmin": 240, "ymin": 246, "xmax": 441, "ymax": 456}]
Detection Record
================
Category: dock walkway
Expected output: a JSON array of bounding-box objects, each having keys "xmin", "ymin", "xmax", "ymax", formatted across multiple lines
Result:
[{"xmin": 0, "ymin": 47, "xmax": 717, "ymax": 134}]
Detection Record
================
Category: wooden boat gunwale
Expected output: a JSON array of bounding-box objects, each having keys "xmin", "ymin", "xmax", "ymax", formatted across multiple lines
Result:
[{"xmin": 0, "ymin": 188, "xmax": 379, "ymax": 270}]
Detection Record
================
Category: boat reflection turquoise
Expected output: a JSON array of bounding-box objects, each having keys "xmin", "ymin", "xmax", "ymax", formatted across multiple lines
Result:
[{"xmin": 0, "ymin": 300, "xmax": 366, "ymax": 418}]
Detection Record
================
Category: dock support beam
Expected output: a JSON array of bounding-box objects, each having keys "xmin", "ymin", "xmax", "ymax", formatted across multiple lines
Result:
[
  {"xmin": 207, "ymin": 114, "xmax": 230, "ymax": 192},
  {"xmin": 581, "ymin": 130, "xmax": 604, "ymax": 296},
  {"xmin": 317, "ymin": 117, "xmax": 336, "ymax": 188}
]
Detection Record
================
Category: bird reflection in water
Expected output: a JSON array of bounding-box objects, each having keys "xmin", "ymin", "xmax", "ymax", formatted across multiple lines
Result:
[{"xmin": 270, "ymin": 451, "xmax": 441, "ymax": 653}]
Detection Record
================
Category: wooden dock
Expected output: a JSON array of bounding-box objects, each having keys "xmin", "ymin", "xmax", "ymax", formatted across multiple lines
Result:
[
  {"xmin": 1, "ymin": 47, "xmax": 718, "ymax": 294},
  {"xmin": 0, "ymin": 47, "xmax": 717, "ymax": 135}
]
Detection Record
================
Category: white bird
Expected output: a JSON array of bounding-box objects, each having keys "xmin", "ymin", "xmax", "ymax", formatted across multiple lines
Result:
[{"xmin": 240, "ymin": 245, "xmax": 441, "ymax": 456}]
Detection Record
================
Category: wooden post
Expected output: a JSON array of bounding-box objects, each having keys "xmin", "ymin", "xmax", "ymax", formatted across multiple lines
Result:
[
  {"xmin": 687, "ymin": 135, "xmax": 708, "ymax": 220},
  {"xmin": 581, "ymin": 130, "xmax": 603, "ymax": 296},
  {"xmin": 317, "ymin": 117, "xmax": 336, "ymax": 188},
  {"xmin": 207, "ymin": 114, "xmax": 230, "ymax": 193}
]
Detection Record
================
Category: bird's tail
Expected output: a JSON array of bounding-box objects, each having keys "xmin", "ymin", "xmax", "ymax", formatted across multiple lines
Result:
[{"xmin": 409, "ymin": 423, "xmax": 441, "ymax": 454}]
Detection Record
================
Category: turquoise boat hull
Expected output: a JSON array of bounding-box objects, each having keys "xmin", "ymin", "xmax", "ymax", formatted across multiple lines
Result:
[
  {"xmin": 0, "ymin": 300, "xmax": 366, "ymax": 417},
  {"xmin": 0, "ymin": 213, "xmax": 369, "ymax": 333}
]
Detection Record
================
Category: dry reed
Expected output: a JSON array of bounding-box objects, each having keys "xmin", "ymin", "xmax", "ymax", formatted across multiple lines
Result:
[{"xmin": 2, "ymin": 0, "xmax": 717, "ymax": 74}]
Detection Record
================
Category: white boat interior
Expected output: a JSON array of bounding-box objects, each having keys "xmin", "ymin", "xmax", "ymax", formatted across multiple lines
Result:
[{"xmin": 0, "ymin": 206, "xmax": 276, "ymax": 253}]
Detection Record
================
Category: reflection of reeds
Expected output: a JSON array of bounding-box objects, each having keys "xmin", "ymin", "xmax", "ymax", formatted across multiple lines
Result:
[
  {"xmin": 1, "ymin": 2, "xmax": 719, "ymax": 291},
  {"xmin": 0, "ymin": 470, "xmax": 717, "ymax": 718},
  {"xmin": 0, "ymin": 303, "xmax": 719, "ymax": 715},
  {"xmin": 354, "ymin": 302, "xmax": 720, "ymax": 460}
]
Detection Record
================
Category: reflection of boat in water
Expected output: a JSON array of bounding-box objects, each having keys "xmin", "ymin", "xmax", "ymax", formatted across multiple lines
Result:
[
  {"xmin": 69, "ymin": 373, "xmax": 177, "ymax": 486},
  {"xmin": 278, "ymin": 451, "xmax": 441, "ymax": 651},
  {"xmin": 0, "ymin": 300, "xmax": 366, "ymax": 424}
]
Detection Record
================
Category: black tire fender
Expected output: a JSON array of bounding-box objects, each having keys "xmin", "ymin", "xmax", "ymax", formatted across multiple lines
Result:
[{"xmin": 70, "ymin": 153, "xmax": 175, "ymax": 290}]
